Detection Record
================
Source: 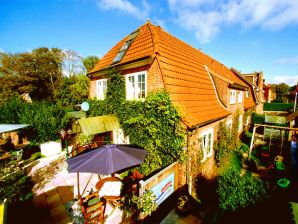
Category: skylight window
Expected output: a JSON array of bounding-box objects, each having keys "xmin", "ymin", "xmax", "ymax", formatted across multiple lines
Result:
[{"xmin": 112, "ymin": 30, "xmax": 139, "ymax": 64}]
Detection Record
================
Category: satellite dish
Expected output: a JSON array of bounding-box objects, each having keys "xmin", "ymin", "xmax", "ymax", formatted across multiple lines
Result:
[{"xmin": 81, "ymin": 102, "xmax": 90, "ymax": 111}]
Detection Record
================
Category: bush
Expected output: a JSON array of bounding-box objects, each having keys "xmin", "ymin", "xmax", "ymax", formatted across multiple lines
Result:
[
  {"xmin": 218, "ymin": 166, "xmax": 267, "ymax": 211},
  {"xmin": 264, "ymin": 102, "xmax": 294, "ymax": 112},
  {"xmin": 252, "ymin": 112, "xmax": 265, "ymax": 125},
  {"xmin": 0, "ymin": 161, "xmax": 33, "ymax": 203},
  {"xmin": 0, "ymin": 97, "xmax": 66, "ymax": 143}
]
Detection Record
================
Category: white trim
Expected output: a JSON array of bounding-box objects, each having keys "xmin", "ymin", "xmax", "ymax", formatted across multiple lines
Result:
[
  {"xmin": 238, "ymin": 91, "xmax": 243, "ymax": 103},
  {"xmin": 204, "ymin": 65, "xmax": 228, "ymax": 110},
  {"xmin": 125, "ymin": 71, "xmax": 147, "ymax": 100},
  {"xmin": 230, "ymin": 90, "xmax": 236, "ymax": 104}
]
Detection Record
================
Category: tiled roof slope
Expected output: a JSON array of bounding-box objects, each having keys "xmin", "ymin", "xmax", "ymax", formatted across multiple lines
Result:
[{"xmin": 90, "ymin": 22, "xmax": 248, "ymax": 128}]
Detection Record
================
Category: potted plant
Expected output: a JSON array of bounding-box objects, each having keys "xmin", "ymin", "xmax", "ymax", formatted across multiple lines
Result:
[
  {"xmin": 176, "ymin": 194, "xmax": 191, "ymax": 215},
  {"xmin": 132, "ymin": 190, "xmax": 157, "ymax": 220}
]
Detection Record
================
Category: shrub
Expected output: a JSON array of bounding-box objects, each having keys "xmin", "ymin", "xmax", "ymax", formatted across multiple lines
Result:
[
  {"xmin": 252, "ymin": 112, "xmax": 265, "ymax": 125},
  {"xmin": 264, "ymin": 102, "xmax": 294, "ymax": 112},
  {"xmin": 218, "ymin": 166, "xmax": 267, "ymax": 211}
]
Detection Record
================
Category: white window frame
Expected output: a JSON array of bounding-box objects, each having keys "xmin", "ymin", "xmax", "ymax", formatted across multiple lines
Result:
[
  {"xmin": 199, "ymin": 128, "xmax": 214, "ymax": 162},
  {"xmin": 238, "ymin": 91, "xmax": 243, "ymax": 103},
  {"xmin": 126, "ymin": 71, "xmax": 147, "ymax": 100},
  {"xmin": 96, "ymin": 79, "xmax": 107, "ymax": 100},
  {"xmin": 230, "ymin": 90, "xmax": 236, "ymax": 104},
  {"xmin": 245, "ymin": 90, "xmax": 250, "ymax": 98}
]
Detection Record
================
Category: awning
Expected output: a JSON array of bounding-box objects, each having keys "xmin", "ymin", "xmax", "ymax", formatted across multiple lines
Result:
[
  {"xmin": 78, "ymin": 115, "xmax": 120, "ymax": 136},
  {"xmin": 0, "ymin": 124, "xmax": 29, "ymax": 134}
]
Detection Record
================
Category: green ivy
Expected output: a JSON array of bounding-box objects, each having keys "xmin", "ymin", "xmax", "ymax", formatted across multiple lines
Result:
[{"xmin": 90, "ymin": 71, "xmax": 185, "ymax": 175}]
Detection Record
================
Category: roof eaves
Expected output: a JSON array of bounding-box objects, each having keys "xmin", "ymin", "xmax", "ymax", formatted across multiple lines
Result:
[{"xmin": 88, "ymin": 56, "xmax": 153, "ymax": 78}]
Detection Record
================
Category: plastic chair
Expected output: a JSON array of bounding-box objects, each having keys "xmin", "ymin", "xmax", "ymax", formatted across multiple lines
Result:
[
  {"xmin": 274, "ymin": 155, "xmax": 283, "ymax": 164},
  {"xmin": 277, "ymin": 178, "xmax": 290, "ymax": 189}
]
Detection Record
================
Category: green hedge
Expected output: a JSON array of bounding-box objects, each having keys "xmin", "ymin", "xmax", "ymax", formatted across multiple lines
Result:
[
  {"xmin": 0, "ymin": 97, "xmax": 66, "ymax": 143},
  {"xmin": 264, "ymin": 102, "xmax": 294, "ymax": 112}
]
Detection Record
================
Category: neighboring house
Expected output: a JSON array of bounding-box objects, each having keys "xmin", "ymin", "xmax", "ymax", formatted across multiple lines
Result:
[
  {"xmin": 242, "ymin": 72, "xmax": 266, "ymax": 113},
  {"xmin": 88, "ymin": 21, "xmax": 251, "ymax": 185},
  {"xmin": 263, "ymin": 83, "xmax": 276, "ymax": 103}
]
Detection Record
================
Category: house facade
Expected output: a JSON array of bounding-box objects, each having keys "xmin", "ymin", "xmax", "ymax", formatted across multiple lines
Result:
[{"xmin": 88, "ymin": 21, "xmax": 253, "ymax": 190}]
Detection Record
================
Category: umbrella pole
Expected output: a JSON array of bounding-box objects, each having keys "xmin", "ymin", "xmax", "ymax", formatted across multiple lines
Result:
[
  {"xmin": 82, "ymin": 173, "xmax": 94, "ymax": 196},
  {"xmin": 77, "ymin": 172, "xmax": 81, "ymax": 199}
]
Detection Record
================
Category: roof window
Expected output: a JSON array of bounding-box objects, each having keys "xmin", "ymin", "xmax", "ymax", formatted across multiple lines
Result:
[{"xmin": 112, "ymin": 30, "xmax": 139, "ymax": 64}]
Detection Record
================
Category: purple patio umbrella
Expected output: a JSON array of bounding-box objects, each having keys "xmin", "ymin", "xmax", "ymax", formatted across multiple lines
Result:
[{"xmin": 67, "ymin": 144, "xmax": 148, "ymax": 175}]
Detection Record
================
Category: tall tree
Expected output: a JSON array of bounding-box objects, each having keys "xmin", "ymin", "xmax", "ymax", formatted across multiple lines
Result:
[
  {"xmin": 62, "ymin": 49, "xmax": 86, "ymax": 76},
  {"xmin": 274, "ymin": 83, "xmax": 290, "ymax": 103},
  {"xmin": 0, "ymin": 48, "xmax": 64, "ymax": 101},
  {"xmin": 82, "ymin": 55, "xmax": 100, "ymax": 72},
  {"xmin": 54, "ymin": 74, "xmax": 90, "ymax": 107}
]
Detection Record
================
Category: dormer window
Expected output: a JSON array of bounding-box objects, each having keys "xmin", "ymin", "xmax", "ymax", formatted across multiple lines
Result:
[
  {"xmin": 112, "ymin": 30, "xmax": 139, "ymax": 64},
  {"xmin": 245, "ymin": 90, "xmax": 250, "ymax": 98}
]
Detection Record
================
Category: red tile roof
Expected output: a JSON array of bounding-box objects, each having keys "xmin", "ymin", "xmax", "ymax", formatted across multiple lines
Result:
[{"xmin": 90, "ymin": 22, "xmax": 252, "ymax": 128}]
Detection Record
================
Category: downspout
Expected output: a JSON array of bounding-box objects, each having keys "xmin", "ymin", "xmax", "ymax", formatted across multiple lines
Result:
[{"xmin": 186, "ymin": 130, "xmax": 192, "ymax": 195}]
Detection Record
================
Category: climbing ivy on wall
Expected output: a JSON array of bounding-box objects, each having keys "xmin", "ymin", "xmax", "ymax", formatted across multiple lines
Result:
[{"xmin": 89, "ymin": 70, "xmax": 185, "ymax": 175}]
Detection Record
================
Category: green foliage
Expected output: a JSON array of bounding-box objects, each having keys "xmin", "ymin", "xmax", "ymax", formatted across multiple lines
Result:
[
  {"xmin": 131, "ymin": 190, "xmax": 157, "ymax": 216},
  {"xmin": 252, "ymin": 112, "xmax": 265, "ymax": 124},
  {"xmin": 264, "ymin": 102, "xmax": 295, "ymax": 112},
  {"xmin": 214, "ymin": 116, "xmax": 239, "ymax": 166},
  {"xmin": 272, "ymin": 83, "xmax": 290, "ymax": 103},
  {"xmin": 122, "ymin": 91, "xmax": 185, "ymax": 175},
  {"xmin": 105, "ymin": 70, "xmax": 126, "ymax": 115},
  {"xmin": 82, "ymin": 56, "xmax": 100, "ymax": 72},
  {"xmin": 217, "ymin": 166, "xmax": 267, "ymax": 211},
  {"xmin": 77, "ymin": 133, "xmax": 94, "ymax": 146},
  {"xmin": 0, "ymin": 161, "xmax": 33, "ymax": 203},
  {"xmin": 54, "ymin": 74, "xmax": 90, "ymax": 108},
  {"xmin": 89, "ymin": 71, "xmax": 185, "ymax": 175},
  {"xmin": 0, "ymin": 48, "xmax": 64, "ymax": 101},
  {"xmin": 0, "ymin": 97, "xmax": 65, "ymax": 143}
]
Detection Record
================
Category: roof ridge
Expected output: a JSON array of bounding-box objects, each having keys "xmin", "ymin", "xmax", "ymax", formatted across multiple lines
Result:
[{"xmin": 146, "ymin": 22, "xmax": 160, "ymax": 55}]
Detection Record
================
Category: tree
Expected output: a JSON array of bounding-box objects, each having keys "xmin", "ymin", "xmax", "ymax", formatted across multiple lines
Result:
[
  {"xmin": 62, "ymin": 50, "xmax": 86, "ymax": 76},
  {"xmin": 274, "ymin": 83, "xmax": 290, "ymax": 103},
  {"xmin": 82, "ymin": 56, "xmax": 100, "ymax": 72},
  {"xmin": 0, "ymin": 48, "xmax": 64, "ymax": 101},
  {"xmin": 54, "ymin": 74, "xmax": 90, "ymax": 108}
]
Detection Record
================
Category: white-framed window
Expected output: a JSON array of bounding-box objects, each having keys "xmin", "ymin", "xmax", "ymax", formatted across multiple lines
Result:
[
  {"xmin": 230, "ymin": 90, "xmax": 236, "ymax": 104},
  {"xmin": 126, "ymin": 71, "xmax": 147, "ymax": 100},
  {"xmin": 199, "ymin": 128, "xmax": 213, "ymax": 162},
  {"xmin": 238, "ymin": 91, "xmax": 243, "ymax": 103},
  {"xmin": 245, "ymin": 90, "xmax": 250, "ymax": 98},
  {"xmin": 96, "ymin": 79, "xmax": 107, "ymax": 100},
  {"xmin": 238, "ymin": 115, "xmax": 243, "ymax": 132}
]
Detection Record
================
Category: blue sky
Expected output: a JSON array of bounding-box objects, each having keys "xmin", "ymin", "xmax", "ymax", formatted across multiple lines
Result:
[{"xmin": 1, "ymin": 0, "xmax": 298, "ymax": 85}]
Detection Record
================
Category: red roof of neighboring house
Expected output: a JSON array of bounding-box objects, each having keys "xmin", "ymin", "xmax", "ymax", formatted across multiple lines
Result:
[{"xmin": 90, "ymin": 22, "xmax": 250, "ymax": 128}]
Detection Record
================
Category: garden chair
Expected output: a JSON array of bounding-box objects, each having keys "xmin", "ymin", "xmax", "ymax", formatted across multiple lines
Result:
[
  {"xmin": 79, "ymin": 191, "xmax": 105, "ymax": 224},
  {"xmin": 95, "ymin": 176, "xmax": 123, "ymax": 210}
]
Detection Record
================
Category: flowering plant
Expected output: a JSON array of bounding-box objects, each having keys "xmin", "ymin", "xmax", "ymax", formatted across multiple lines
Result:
[{"xmin": 132, "ymin": 190, "xmax": 157, "ymax": 216}]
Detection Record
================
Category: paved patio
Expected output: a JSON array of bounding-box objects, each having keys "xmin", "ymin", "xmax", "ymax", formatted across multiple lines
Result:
[{"xmin": 29, "ymin": 153, "xmax": 123, "ymax": 224}]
